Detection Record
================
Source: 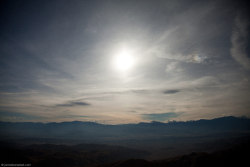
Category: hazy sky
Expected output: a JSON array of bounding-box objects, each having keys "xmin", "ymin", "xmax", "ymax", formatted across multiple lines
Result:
[{"xmin": 0, "ymin": 0, "xmax": 250, "ymax": 124}]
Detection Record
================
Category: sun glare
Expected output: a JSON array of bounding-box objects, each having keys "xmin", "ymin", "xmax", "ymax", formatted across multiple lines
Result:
[{"xmin": 113, "ymin": 47, "xmax": 135, "ymax": 72}]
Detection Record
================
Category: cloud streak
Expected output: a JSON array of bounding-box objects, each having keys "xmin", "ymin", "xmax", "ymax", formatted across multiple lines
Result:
[
  {"xmin": 230, "ymin": 14, "xmax": 250, "ymax": 70},
  {"xmin": 56, "ymin": 101, "xmax": 91, "ymax": 107},
  {"xmin": 163, "ymin": 89, "xmax": 180, "ymax": 94}
]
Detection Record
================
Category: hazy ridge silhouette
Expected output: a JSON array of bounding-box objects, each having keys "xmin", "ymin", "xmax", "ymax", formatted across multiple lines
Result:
[{"xmin": 1, "ymin": 116, "xmax": 250, "ymax": 166}]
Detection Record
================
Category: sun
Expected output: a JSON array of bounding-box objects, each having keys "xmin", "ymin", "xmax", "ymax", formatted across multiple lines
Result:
[{"xmin": 113, "ymin": 47, "xmax": 135, "ymax": 72}]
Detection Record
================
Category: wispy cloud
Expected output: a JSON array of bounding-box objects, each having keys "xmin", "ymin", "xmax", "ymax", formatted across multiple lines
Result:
[
  {"xmin": 56, "ymin": 101, "xmax": 91, "ymax": 107},
  {"xmin": 1, "ymin": 0, "xmax": 250, "ymax": 124},
  {"xmin": 230, "ymin": 14, "xmax": 250, "ymax": 70},
  {"xmin": 147, "ymin": 2, "xmax": 217, "ymax": 65},
  {"xmin": 165, "ymin": 61, "xmax": 182, "ymax": 72},
  {"xmin": 163, "ymin": 89, "xmax": 180, "ymax": 94}
]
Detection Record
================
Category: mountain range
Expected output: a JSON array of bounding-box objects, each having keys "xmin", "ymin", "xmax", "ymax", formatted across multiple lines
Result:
[{"xmin": 1, "ymin": 116, "xmax": 250, "ymax": 165}]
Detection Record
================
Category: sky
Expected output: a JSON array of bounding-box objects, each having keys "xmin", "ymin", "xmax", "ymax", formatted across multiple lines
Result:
[{"xmin": 0, "ymin": 0, "xmax": 250, "ymax": 124}]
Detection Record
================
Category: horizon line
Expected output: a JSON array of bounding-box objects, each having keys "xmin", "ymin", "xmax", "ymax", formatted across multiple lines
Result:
[{"xmin": 0, "ymin": 115, "xmax": 249, "ymax": 125}]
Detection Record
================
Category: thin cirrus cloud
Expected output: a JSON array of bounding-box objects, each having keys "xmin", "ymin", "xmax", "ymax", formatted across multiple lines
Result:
[
  {"xmin": 0, "ymin": 0, "xmax": 249, "ymax": 123},
  {"xmin": 230, "ymin": 14, "xmax": 250, "ymax": 70},
  {"xmin": 163, "ymin": 90, "xmax": 180, "ymax": 94},
  {"xmin": 56, "ymin": 101, "xmax": 91, "ymax": 107}
]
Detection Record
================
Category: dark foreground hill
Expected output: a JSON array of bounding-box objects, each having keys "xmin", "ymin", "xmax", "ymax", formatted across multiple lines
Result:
[
  {"xmin": 1, "ymin": 138, "xmax": 249, "ymax": 167},
  {"xmin": 98, "ymin": 140, "xmax": 250, "ymax": 167},
  {"xmin": 0, "ymin": 143, "xmax": 148, "ymax": 167}
]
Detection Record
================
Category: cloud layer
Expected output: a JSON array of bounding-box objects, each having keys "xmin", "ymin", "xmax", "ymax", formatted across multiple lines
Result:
[{"xmin": 0, "ymin": 0, "xmax": 249, "ymax": 123}]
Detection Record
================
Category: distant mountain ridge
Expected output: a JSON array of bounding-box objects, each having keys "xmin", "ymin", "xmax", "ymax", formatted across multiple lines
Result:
[
  {"xmin": 1, "ymin": 116, "xmax": 250, "ymax": 141},
  {"xmin": 1, "ymin": 116, "xmax": 250, "ymax": 160},
  {"xmin": 1, "ymin": 115, "xmax": 249, "ymax": 125}
]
